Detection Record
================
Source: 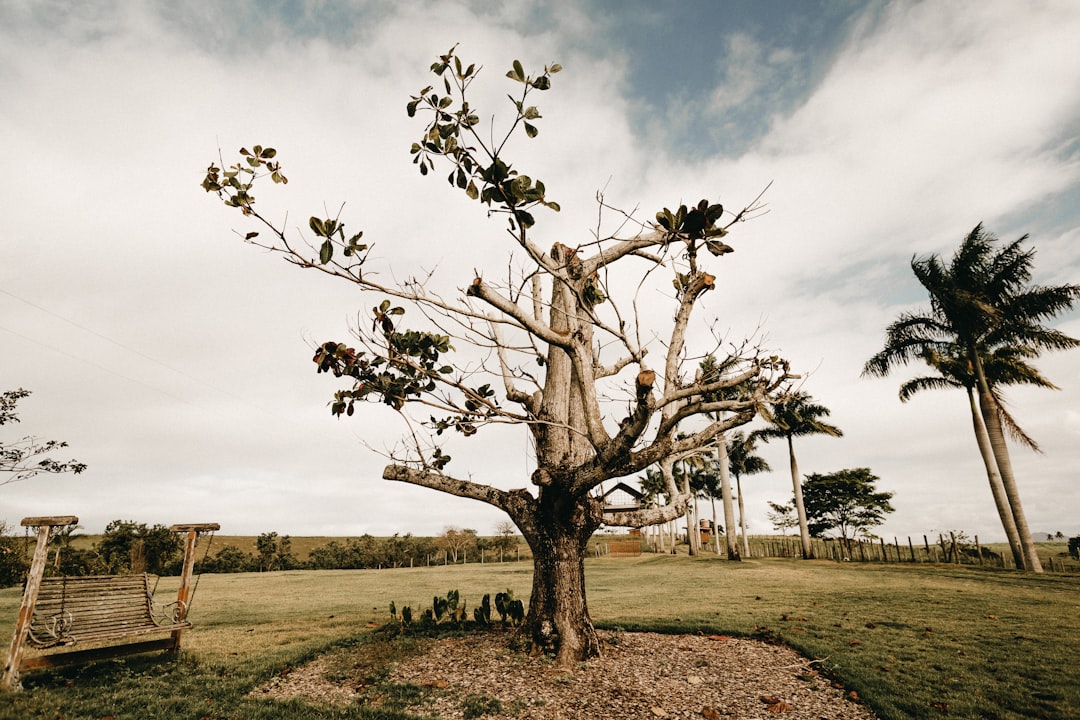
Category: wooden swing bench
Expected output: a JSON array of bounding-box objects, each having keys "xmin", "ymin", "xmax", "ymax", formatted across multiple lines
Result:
[{"xmin": 2, "ymin": 516, "xmax": 219, "ymax": 691}]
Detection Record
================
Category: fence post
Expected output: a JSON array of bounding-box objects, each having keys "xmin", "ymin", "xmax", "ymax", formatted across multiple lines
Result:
[
  {"xmin": 949, "ymin": 532, "xmax": 960, "ymax": 564},
  {"xmin": 975, "ymin": 536, "xmax": 983, "ymax": 566},
  {"xmin": 908, "ymin": 537, "xmax": 916, "ymax": 562}
]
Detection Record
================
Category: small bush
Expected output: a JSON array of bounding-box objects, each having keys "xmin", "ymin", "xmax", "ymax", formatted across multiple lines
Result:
[{"xmin": 0, "ymin": 532, "xmax": 28, "ymax": 588}]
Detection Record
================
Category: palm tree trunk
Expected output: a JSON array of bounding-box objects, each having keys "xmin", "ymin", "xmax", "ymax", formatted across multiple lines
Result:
[
  {"xmin": 788, "ymin": 435, "xmax": 814, "ymax": 559},
  {"xmin": 710, "ymin": 494, "xmax": 720, "ymax": 554},
  {"xmin": 966, "ymin": 387, "xmax": 1024, "ymax": 568},
  {"xmin": 736, "ymin": 475, "xmax": 750, "ymax": 558},
  {"xmin": 684, "ymin": 508, "xmax": 696, "ymax": 555},
  {"xmin": 692, "ymin": 495, "xmax": 701, "ymax": 553},
  {"xmin": 716, "ymin": 440, "xmax": 740, "ymax": 560},
  {"xmin": 973, "ymin": 355, "xmax": 1043, "ymax": 572}
]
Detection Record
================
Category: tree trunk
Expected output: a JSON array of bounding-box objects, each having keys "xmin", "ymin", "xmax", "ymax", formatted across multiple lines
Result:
[
  {"xmin": 683, "ymin": 473, "xmax": 697, "ymax": 555},
  {"xmin": 692, "ymin": 495, "xmax": 701, "ymax": 553},
  {"xmin": 717, "ymin": 440, "xmax": 740, "ymax": 560},
  {"xmin": 519, "ymin": 492, "xmax": 602, "ymax": 665},
  {"xmin": 788, "ymin": 435, "xmax": 814, "ymax": 559},
  {"xmin": 966, "ymin": 387, "xmax": 1024, "ymax": 568},
  {"xmin": 685, "ymin": 506, "xmax": 696, "ymax": 554},
  {"xmin": 710, "ymin": 494, "xmax": 720, "ymax": 554},
  {"xmin": 973, "ymin": 369, "xmax": 1043, "ymax": 572},
  {"xmin": 736, "ymin": 475, "xmax": 750, "ymax": 558}
]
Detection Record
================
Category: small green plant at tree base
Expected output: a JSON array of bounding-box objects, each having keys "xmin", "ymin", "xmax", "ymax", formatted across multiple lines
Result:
[
  {"xmin": 387, "ymin": 590, "xmax": 520, "ymax": 635},
  {"xmin": 494, "ymin": 589, "xmax": 525, "ymax": 627},
  {"xmin": 389, "ymin": 601, "xmax": 415, "ymax": 628},
  {"xmin": 430, "ymin": 589, "xmax": 466, "ymax": 626},
  {"xmin": 473, "ymin": 593, "xmax": 492, "ymax": 625},
  {"xmin": 447, "ymin": 588, "xmax": 466, "ymax": 624}
]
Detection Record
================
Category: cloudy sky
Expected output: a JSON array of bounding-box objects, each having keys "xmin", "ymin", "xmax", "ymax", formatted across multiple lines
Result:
[{"xmin": 2, "ymin": 1, "xmax": 1078, "ymax": 542}]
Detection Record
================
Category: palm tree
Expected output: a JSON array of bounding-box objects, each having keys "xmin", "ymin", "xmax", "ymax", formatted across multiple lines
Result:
[
  {"xmin": 728, "ymin": 431, "xmax": 771, "ymax": 558},
  {"xmin": 638, "ymin": 467, "xmax": 669, "ymax": 552},
  {"xmin": 713, "ymin": 441, "xmax": 739, "ymax": 559},
  {"xmin": 876, "ymin": 341, "xmax": 1055, "ymax": 568},
  {"xmin": 674, "ymin": 455, "xmax": 707, "ymax": 555},
  {"xmin": 756, "ymin": 391, "xmax": 843, "ymax": 559},
  {"xmin": 696, "ymin": 355, "xmax": 749, "ymax": 560},
  {"xmin": 863, "ymin": 224, "xmax": 1079, "ymax": 572},
  {"xmin": 684, "ymin": 451, "xmax": 734, "ymax": 558}
]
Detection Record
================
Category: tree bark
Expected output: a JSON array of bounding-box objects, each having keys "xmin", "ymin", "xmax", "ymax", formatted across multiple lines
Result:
[
  {"xmin": 717, "ymin": 439, "xmax": 740, "ymax": 560},
  {"xmin": 966, "ymin": 387, "xmax": 1024, "ymax": 568},
  {"xmin": 788, "ymin": 435, "xmax": 814, "ymax": 559},
  {"xmin": 736, "ymin": 475, "xmax": 750, "ymax": 558},
  {"xmin": 974, "ymin": 370, "xmax": 1043, "ymax": 572},
  {"xmin": 517, "ymin": 490, "xmax": 603, "ymax": 665},
  {"xmin": 710, "ymin": 494, "xmax": 720, "ymax": 554},
  {"xmin": 682, "ymin": 470, "xmax": 697, "ymax": 555}
]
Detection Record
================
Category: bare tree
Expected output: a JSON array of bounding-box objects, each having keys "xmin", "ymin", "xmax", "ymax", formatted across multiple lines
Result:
[
  {"xmin": 203, "ymin": 47, "xmax": 791, "ymax": 663},
  {"xmin": 438, "ymin": 526, "xmax": 477, "ymax": 563},
  {"xmin": 493, "ymin": 520, "xmax": 518, "ymax": 561}
]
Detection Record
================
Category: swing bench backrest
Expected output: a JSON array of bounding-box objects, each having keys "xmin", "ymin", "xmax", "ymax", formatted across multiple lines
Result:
[
  {"xmin": 2, "ymin": 517, "xmax": 219, "ymax": 691},
  {"xmin": 29, "ymin": 574, "xmax": 190, "ymax": 648}
]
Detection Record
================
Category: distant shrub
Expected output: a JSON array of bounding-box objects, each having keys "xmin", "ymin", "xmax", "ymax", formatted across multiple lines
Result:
[
  {"xmin": 1069, "ymin": 536, "xmax": 1080, "ymax": 560},
  {"xmin": 0, "ymin": 523, "xmax": 27, "ymax": 588}
]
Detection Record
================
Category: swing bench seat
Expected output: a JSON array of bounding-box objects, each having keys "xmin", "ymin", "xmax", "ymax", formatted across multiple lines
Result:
[
  {"xmin": 3, "ymin": 518, "xmax": 218, "ymax": 688},
  {"xmin": 26, "ymin": 574, "xmax": 190, "ymax": 652}
]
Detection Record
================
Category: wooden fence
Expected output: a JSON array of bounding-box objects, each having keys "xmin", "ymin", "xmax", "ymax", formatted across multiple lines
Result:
[
  {"xmin": 613, "ymin": 533, "xmax": 1077, "ymax": 572},
  {"xmin": 743, "ymin": 533, "xmax": 1078, "ymax": 571}
]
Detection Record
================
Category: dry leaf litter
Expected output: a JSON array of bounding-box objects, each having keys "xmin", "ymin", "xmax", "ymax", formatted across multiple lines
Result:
[{"xmin": 254, "ymin": 630, "xmax": 878, "ymax": 719}]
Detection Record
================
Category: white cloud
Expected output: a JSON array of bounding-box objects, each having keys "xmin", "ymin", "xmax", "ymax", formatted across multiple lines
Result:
[{"xmin": 2, "ymin": 1, "xmax": 1078, "ymax": 542}]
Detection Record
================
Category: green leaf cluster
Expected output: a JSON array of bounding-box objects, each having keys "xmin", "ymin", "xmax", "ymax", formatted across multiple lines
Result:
[
  {"xmin": 312, "ymin": 304, "xmax": 453, "ymax": 416},
  {"xmin": 655, "ymin": 198, "xmax": 733, "ymax": 256},
  {"xmin": 201, "ymin": 145, "xmax": 287, "ymax": 215},
  {"xmin": 493, "ymin": 589, "xmax": 525, "ymax": 626},
  {"xmin": 407, "ymin": 47, "xmax": 561, "ymax": 232},
  {"xmin": 309, "ymin": 215, "xmax": 366, "ymax": 265}
]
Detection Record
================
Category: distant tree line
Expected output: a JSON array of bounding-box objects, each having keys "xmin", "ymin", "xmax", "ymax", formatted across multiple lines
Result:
[
  {"xmin": 0, "ymin": 519, "xmax": 183, "ymax": 587},
  {"xmin": 1, "ymin": 521, "xmax": 524, "ymax": 586}
]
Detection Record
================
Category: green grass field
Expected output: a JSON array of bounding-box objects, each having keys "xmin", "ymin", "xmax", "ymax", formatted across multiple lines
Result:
[{"xmin": 1, "ymin": 556, "xmax": 1077, "ymax": 719}]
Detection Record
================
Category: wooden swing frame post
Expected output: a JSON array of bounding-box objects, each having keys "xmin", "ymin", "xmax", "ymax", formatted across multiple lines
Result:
[
  {"xmin": 1, "ymin": 516, "xmax": 77, "ymax": 691},
  {"xmin": 167, "ymin": 523, "xmax": 220, "ymax": 651}
]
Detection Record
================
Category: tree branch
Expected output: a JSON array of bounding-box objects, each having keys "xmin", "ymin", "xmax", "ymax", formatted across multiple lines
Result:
[{"xmin": 382, "ymin": 464, "xmax": 534, "ymax": 515}]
